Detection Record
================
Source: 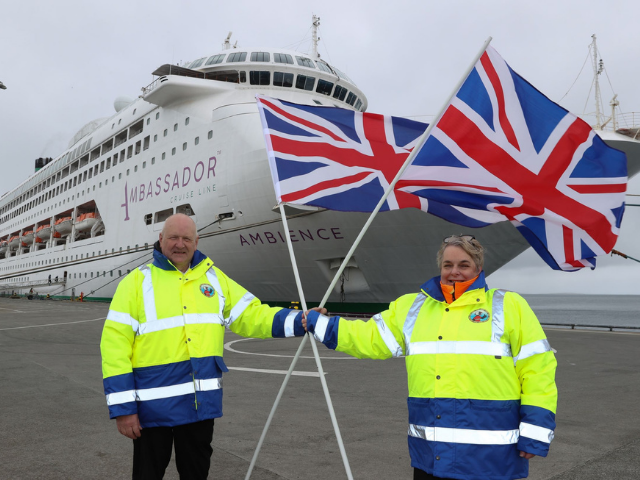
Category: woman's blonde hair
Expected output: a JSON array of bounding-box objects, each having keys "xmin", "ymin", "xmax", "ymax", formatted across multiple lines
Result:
[{"xmin": 436, "ymin": 235, "xmax": 484, "ymax": 271}]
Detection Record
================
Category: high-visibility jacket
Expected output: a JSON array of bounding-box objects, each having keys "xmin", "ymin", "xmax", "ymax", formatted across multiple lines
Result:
[
  {"xmin": 306, "ymin": 272, "xmax": 557, "ymax": 480},
  {"xmin": 100, "ymin": 246, "xmax": 304, "ymax": 428}
]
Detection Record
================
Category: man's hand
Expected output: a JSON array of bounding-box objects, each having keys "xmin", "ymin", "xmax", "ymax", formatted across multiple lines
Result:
[
  {"xmin": 302, "ymin": 307, "xmax": 327, "ymax": 331},
  {"xmin": 116, "ymin": 413, "xmax": 142, "ymax": 439},
  {"xmin": 519, "ymin": 452, "xmax": 536, "ymax": 459}
]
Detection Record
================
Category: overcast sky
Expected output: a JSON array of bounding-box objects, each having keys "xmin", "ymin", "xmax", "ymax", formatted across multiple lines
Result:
[{"xmin": 0, "ymin": 0, "xmax": 638, "ymax": 294}]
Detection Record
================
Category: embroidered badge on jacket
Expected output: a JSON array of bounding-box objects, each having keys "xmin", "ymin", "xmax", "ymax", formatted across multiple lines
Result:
[
  {"xmin": 469, "ymin": 309, "xmax": 490, "ymax": 323},
  {"xmin": 200, "ymin": 284, "xmax": 214, "ymax": 297}
]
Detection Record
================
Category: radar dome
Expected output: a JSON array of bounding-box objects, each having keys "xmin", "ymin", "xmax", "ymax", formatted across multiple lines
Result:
[{"xmin": 114, "ymin": 96, "xmax": 134, "ymax": 112}]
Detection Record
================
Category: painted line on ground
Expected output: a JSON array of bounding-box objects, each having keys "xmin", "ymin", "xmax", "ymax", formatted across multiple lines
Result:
[
  {"xmin": 224, "ymin": 338, "xmax": 357, "ymax": 360},
  {"xmin": 227, "ymin": 366, "xmax": 323, "ymax": 377},
  {"xmin": 0, "ymin": 317, "xmax": 105, "ymax": 331}
]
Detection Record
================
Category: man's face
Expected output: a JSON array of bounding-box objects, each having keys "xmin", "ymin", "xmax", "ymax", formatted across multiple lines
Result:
[{"xmin": 159, "ymin": 215, "xmax": 198, "ymax": 270}]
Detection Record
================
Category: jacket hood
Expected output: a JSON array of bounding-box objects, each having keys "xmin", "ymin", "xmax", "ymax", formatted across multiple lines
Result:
[
  {"xmin": 420, "ymin": 271, "xmax": 488, "ymax": 302},
  {"xmin": 152, "ymin": 241, "xmax": 209, "ymax": 271}
]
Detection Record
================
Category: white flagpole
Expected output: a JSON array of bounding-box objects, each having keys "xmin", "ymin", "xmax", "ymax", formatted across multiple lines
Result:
[
  {"xmin": 317, "ymin": 37, "xmax": 492, "ymax": 308},
  {"xmin": 245, "ymin": 205, "xmax": 354, "ymax": 480}
]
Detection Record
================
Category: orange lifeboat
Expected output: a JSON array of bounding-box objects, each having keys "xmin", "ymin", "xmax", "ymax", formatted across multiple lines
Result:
[
  {"xmin": 20, "ymin": 230, "xmax": 34, "ymax": 246},
  {"xmin": 8, "ymin": 235, "xmax": 20, "ymax": 250},
  {"xmin": 35, "ymin": 224, "xmax": 52, "ymax": 243},
  {"xmin": 75, "ymin": 212, "xmax": 98, "ymax": 232},
  {"xmin": 54, "ymin": 217, "xmax": 73, "ymax": 236}
]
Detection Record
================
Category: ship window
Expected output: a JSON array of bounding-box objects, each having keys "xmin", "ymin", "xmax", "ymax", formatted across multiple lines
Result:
[
  {"xmin": 205, "ymin": 54, "xmax": 225, "ymax": 66},
  {"xmin": 126, "ymin": 169, "xmax": 130, "ymax": 176},
  {"xmin": 90, "ymin": 148, "xmax": 100, "ymax": 161},
  {"xmin": 100, "ymin": 161, "xmax": 105, "ymax": 173},
  {"xmin": 155, "ymin": 208, "xmax": 173, "ymax": 223},
  {"xmin": 316, "ymin": 60, "xmax": 333, "ymax": 74},
  {"xmin": 91, "ymin": 272, "xmax": 93, "ymax": 278},
  {"xmin": 143, "ymin": 136, "xmax": 150, "ymax": 151},
  {"xmin": 273, "ymin": 72, "xmax": 293, "ymax": 87},
  {"xmin": 239, "ymin": 71, "xmax": 246, "ymax": 83},
  {"xmin": 249, "ymin": 71, "xmax": 270, "ymax": 85},
  {"xmin": 164, "ymin": 129, "xmax": 168, "ymax": 137},
  {"xmin": 73, "ymin": 177, "xmax": 77, "ymax": 187},
  {"xmin": 113, "ymin": 153, "xmax": 118, "ymax": 165},
  {"xmin": 182, "ymin": 142, "xmax": 187, "ymax": 151},
  {"xmin": 295, "ymin": 75, "xmax": 315, "ymax": 91},
  {"xmin": 174, "ymin": 123, "xmax": 178, "ymax": 132},
  {"xmin": 185, "ymin": 117, "xmax": 189, "ymax": 126},
  {"xmin": 121, "ymin": 149, "xmax": 125, "ymax": 161},
  {"xmin": 316, "ymin": 79, "xmax": 334, "ymax": 96},
  {"xmin": 146, "ymin": 118, "xmax": 150, "ymax": 125},
  {"xmin": 355, "ymin": 99, "xmax": 362, "ymax": 110},
  {"xmin": 115, "ymin": 130, "xmax": 127, "ymax": 147},
  {"xmin": 156, "ymin": 112, "xmax": 160, "ymax": 120},
  {"xmin": 162, "ymin": 152, "xmax": 166, "ymax": 160},
  {"xmin": 134, "ymin": 166, "xmax": 138, "ymax": 172},
  {"xmin": 119, "ymin": 173, "xmax": 122, "ymax": 179},
  {"xmin": 135, "ymin": 140, "xmax": 141, "ymax": 155},
  {"xmin": 296, "ymin": 56, "xmax": 316, "ymax": 68},
  {"xmin": 250, "ymin": 52, "xmax": 270, "ymax": 62},
  {"xmin": 274, "ymin": 53, "xmax": 293, "ymax": 64},
  {"xmin": 154, "ymin": 134, "xmax": 157, "ymax": 142},
  {"xmin": 151, "ymin": 157, "xmax": 156, "ymax": 165},
  {"xmin": 208, "ymin": 131, "xmax": 213, "ymax": 139},
  {"xmin": 102, "ymin": 138, "xmax": 113, "ymax": 154},
  {"xmin": 99, "ymin": 182, "xmax": 102, "ymax": 188},
  {"xmin": 127, "ymin": 145, "xmax": 133, "ymax": 159},
  {"xmin": 144, "ymin": 213, "xmax": 152, "ymax": 225},
  {"xmin": 176, "ymin": 204, "xmax": 195, "ymax": 216},
  {"xmin": 190, "ymin": 57, "xmax": 206, "ymax": 69},
  {"xmin": 346, "ymin": 92, "xmax": 357, "ymax": 106},
  {"xmin": 227, "ymin": 52, "xmax": 247, "ymax": 62},
  {"xmin": 129, "ymin": 120, "xmax": 143, "ymax": 138},
  {"xmin": 313, "ymin": 100, "xmax": 322, "ymax": 105},
  {"xmin": 142, "ymin": 161, "xmax": 146, "ymax": 169},
  {"xmin": 194, "ymin": 137, "xmax": 199, "ymax": 146},
  {"xmin": 133, "ymin": 109, "xmax": 137, "ymax": 115},
  {"xmin": 106, "ymin": 158, "xmax": 111, "ymax": 170},
  {"xmin": 172, "ymin": 148, "xmax": 176, "ymax": 156},
  {"xmin": 105, "ymin": 179, "xmax": 108, "ymax": 185},
  {"xmin": 333, "ymin": 85, "xmax": 347, "ymax": 101},
  {"xmin": 112, "ymin": 176, "xmax": 115, "ymax": 182}
]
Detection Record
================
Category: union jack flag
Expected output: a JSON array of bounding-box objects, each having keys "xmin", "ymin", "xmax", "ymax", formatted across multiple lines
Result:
[
  {"xmin": 256, "ymin": 95, "xmax": 428, "ymax": 211},
  {"xmin": 395, "ymin": 46, "xmax": 627, "ymax": 270}
]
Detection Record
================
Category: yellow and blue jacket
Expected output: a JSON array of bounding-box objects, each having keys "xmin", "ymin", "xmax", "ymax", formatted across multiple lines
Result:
[
  {"xmin": 306, "ymin": 272, "xmax": 557, "ymax": 480},
  {"xmin": 100, "ymin": 246, "xmax": 304, "ymax": 427}
]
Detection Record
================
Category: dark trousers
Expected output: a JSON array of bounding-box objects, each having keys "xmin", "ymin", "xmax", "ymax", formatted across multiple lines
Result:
[
  {"xmin": 414, "ymin": 468, "xmax": 454, "ymax": 480},
  {"xmin": 132, "ymin": 419, "xmax": 214, "ymax": 480}
]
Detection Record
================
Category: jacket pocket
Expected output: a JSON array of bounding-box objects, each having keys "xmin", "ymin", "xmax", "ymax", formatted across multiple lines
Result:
[{"xmin": 214, "ymin": 356, "xmax": 229, "ymax": 373}]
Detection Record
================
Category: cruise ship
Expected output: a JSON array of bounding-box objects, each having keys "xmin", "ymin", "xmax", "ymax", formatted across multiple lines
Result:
[{"xmin": 1, "ymin": 21, "xmax": 639, "ymax": 309}]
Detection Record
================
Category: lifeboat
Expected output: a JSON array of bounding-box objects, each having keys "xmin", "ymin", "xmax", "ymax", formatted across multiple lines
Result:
[
  {"xmin": 0, "ymin": 240, "xmax": 7, "ymax": 254},
  {"xmin": 21, "ymin": 230, "xmax": 34, "ymax": 246},
  {"xmin": 35, "ymin": 224, "xmax": 52, "ymax": 242},
  {"xmin": 8, "ymin": 236, "xmax": 20, "ymax": 250},
  {"xmin": 54, "ymin": 217, "xmax": 73, "ymax": 236},
  {"xmin": 75, "ymin": 212, "xmax": 98, "ymax": 232}
]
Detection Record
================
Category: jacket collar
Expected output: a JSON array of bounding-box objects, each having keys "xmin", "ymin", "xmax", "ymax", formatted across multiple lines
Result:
[
  {"xmin": 152, "ymin": 241, "xmax": 209, "ymax": 272},
  {"xmin": 420, "ymin": 271, "xmax": 488, "ymax": 303}
]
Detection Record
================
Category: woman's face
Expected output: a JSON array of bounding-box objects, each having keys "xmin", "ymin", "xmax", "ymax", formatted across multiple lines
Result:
[{"xmin": 440, "ymin": 245, "xmax": 480, "ymax": 286}]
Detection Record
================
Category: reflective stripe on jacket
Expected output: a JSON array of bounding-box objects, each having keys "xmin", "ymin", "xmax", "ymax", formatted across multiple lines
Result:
[
  {"xmin": 100, "ymin": 247, "xmax": 304, "ymax": 428},
  {"xmin": 306, "ymin": 272, "xmax": 557, "ymax": 480}
]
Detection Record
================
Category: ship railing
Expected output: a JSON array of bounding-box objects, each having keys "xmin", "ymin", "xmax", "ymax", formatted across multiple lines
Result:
[
  {"xmin": 141, "ymin": 77, "xmax": 165, "ymax": 96},
  {"xmin": 0, "ymin": 278, "xmax": 66, "ymax": 291}
]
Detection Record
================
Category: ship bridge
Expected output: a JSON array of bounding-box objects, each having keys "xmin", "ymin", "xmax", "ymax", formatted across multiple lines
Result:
[{"xmin": 146, "ymin": 46, "xmax": 368, "ymax": 112}]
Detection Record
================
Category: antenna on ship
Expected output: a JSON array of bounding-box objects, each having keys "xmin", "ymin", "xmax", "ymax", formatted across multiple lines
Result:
[
  {"xmin": 592, "ymin": 34, "xmax": 604, "ymax": 130},
  {"xmin": 223, "ymin": 32, "xmax": 233, "ymax": 50},
  {"xmin": 312, "ymin": 14, "xmax": 321, "ymax": 59}
]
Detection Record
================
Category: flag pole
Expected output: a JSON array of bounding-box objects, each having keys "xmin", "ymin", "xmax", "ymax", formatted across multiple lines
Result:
[
  {"xmin": 245, "ymin": 205, "xmax": 354, "ymax": 480},
  {"xmin": 318, "ymin": 36, "xmax": 492, "ymax": 308}
]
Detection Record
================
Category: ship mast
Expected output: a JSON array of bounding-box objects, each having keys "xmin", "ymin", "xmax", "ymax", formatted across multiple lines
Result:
[
  {"xmin": 311, "ymin": 15, "xmax": 320, "ymax": 59},
  {"xmin": 592, "ymin": 34, "xmax": 604, "ymax": 130}
]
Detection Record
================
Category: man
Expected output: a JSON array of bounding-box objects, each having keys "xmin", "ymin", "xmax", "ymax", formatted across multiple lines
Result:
[{"xmin": 100, "ymin": 214, "xmax": 305, "ymax": 479}]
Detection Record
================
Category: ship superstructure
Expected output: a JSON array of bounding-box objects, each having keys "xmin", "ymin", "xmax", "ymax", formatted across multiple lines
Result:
[{"xmin": 1, "ymin": 23, "xmax": 639, "ymax": 308}]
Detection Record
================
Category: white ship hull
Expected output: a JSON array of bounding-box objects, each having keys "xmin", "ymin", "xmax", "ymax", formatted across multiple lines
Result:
[{"xmin": 1, "ymin": 46, "xmax": 639, "ymax": 307}]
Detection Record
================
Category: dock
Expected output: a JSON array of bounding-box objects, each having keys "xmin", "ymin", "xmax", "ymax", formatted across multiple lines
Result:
[{"xmin": 1, "ymin": 296, "xmax": 639, "ymax": 479}]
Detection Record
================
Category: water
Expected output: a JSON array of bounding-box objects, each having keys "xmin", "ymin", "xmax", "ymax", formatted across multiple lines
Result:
[{"xmin": 523, "ymin": 294, "xmax": 640, "ymax": 329}]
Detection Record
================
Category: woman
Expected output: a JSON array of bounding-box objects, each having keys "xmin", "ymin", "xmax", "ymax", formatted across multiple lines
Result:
[{"xmin": 304, "ymin": 235, "xmax": 557, "ymax": 480}]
